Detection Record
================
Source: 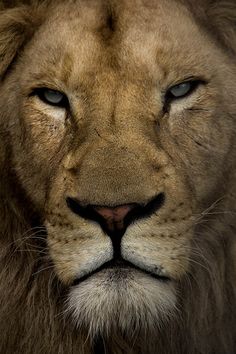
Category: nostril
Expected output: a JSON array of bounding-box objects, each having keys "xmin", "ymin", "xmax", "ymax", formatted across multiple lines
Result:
[
  {"xmin": 66, "ymin": 197, "xmax": 86, "ymax": 218},
  {"xmin": 131, "ymin": 192, "xmax": 165, "ymax": 221}
]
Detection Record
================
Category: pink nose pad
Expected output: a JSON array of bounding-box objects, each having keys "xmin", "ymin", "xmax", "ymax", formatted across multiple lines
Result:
[{"xmin": 94, "ymin": 204, "xmax": 135, "ymax": 231}]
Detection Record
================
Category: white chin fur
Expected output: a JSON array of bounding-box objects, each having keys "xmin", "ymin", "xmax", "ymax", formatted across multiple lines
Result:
[{"xmin": 67, "ymin": 268, "xmax": 177, "ymax": 339}]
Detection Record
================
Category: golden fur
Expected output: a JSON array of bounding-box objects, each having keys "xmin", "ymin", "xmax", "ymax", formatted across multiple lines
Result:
[{"xmin": 1, "ymin": 0, "xmax": 236, "ymax": 353}]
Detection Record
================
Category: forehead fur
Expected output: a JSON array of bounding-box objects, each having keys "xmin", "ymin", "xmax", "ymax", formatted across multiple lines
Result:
[
  {"xmin": 0, "ymin": 0, "xmax": 236, "ymax": 82},
  {"xmin": 17, "ymin": 2, "xmax": 218, "ymax": 78},
  {"xmin": 1, "ymin": 0, "xmax": 236, "ymax": 43}
]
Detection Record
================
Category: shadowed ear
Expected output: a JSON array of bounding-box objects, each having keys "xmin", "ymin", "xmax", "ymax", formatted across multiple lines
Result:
[
  {"xmin": 208, "ymin": 0, "xmax": 236, "ymax": 55},
  {"xmin": 0, "ymin": 4, "xmax": 43, "ymax": 78},
  {"xmin": 185, "ymin": 0, "xmax": 236, "ymax": 55}
]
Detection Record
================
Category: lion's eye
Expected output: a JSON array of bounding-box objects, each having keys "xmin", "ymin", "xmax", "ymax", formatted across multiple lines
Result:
[
  {"xmin": 166, "ymin": 81, "xmax": 201, "ymax": 101},
  {"xmin": 35, "ymin": 88, "xmax": 68, "ymax": 107},
  {"xmin": 169, "ymin": 82, "xmax": 192, "ymax": 98}
]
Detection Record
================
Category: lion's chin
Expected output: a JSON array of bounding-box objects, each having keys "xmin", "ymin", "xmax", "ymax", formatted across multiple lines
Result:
[{"xmin": 68, "ymin": 267, "xmax": 177, "ymax": 339}]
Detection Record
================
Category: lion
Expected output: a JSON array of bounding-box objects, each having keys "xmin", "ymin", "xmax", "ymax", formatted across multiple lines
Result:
[{"xmin": 0, "ymin": 0, "xmax": 236, "ymax": 353}]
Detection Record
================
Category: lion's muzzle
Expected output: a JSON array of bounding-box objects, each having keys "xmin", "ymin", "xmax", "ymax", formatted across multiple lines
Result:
[{"xmin": 66, "ymin": 193, "xmax": 165, "ymax": 258}]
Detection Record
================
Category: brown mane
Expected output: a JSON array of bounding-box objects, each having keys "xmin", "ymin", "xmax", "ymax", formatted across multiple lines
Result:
[{"xmin": 0, "ymin": 1, "xmax": 236, "ymax": 353}]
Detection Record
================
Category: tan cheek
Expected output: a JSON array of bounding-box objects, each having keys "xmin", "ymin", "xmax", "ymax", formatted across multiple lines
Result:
[
  {"xmin": 22, "ymin": 100, "xmax": 67, "ymax": 157},
  {"xmin": 42, "ymin": 105, "xmax": 67, "ymax": 122},
  {"xmin": 122, "ymin": 215, "xmax": 194, "ymax": 279},
  {"xmin": 33, "ymin": 100, "xmax": 67, "ymax": 123},
  {"xmin": 45, "ymin": 219, "xmax": 113, "ymax": 284}
]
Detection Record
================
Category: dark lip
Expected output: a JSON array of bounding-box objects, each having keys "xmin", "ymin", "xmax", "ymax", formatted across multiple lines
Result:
[{"xmin": 72, "ymin": 258, "xmax": 171, "ymax": 286}]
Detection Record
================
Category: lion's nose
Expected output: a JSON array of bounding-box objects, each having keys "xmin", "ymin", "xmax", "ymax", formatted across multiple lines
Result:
[
  {"xmin": 66, "ymin": 193, "xmax": 165, "ymax": 256},
  {"xmin": 93, "ymin": 204, "xmax": 136, "ymax": 231},
  {"xmin": 66, "ymin": 194, "xmax": 165, "ymax": 235},
  {"xmin": 66, "ymin": 197, "xmax": 137, "ymax": 235}
]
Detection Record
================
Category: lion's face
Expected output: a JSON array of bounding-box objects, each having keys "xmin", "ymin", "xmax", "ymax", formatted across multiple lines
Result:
[{"xmin": 2, "ymin": 0, "xmax": 236, "ymax": 338}]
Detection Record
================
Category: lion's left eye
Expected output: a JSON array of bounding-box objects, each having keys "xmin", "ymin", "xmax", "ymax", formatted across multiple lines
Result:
[
  {"xmin": 169, "ymin": 82, "xmax": 192, "ymax": 98},
  {"xmin": 167, "ymin": 81, "xmax": 200, "ymax": 100},
  {"xmin": 34, "ymin": 88, "xmax": 68, "ymax": 107}
]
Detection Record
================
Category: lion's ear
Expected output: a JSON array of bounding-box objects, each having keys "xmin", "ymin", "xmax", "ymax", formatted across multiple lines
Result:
[
  {"xmin": 206, "ymin": 0, "xmax": 236, "ymax": 55},
  {"xmin": 187, "ymin": 0, "xmax": 236, "ymax": 55},
  {"xmin": 0, "ymin": 5, "xmax": 41, "ymax": 78}
]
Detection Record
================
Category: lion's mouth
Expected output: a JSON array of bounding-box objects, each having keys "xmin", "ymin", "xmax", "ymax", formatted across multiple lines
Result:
[{"xmin": 72, "ymin": 258, "xmax": 171, "ymax": 286}]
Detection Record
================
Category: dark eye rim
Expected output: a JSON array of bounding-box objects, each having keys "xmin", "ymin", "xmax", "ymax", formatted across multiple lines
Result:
[
  {"xmin": 30, "ymin": 88, "xmax": 69, "ymax": 108},
  {"xmin": 165, "ymin": 79, "xmax": 205, "ymax": 102},
  {"xmin": 163, "ymin": 79, "xmax": 206, "ymax": 113}
]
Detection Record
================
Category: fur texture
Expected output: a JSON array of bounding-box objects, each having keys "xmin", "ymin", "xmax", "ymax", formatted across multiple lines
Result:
[{"xmin": 1, "ymin": 0, "xmax": 236, "ymax": 353}]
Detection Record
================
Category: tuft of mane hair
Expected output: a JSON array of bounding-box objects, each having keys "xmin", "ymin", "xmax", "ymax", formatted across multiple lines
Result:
[{"xmin": 184, "ymin": 0, "xmax": 236, "ymax": 56}]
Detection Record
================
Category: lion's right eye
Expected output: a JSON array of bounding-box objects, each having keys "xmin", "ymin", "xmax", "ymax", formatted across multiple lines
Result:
[{"xmin": 34, "ymin": 88, "xmax": 68, "ymax": 108}]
